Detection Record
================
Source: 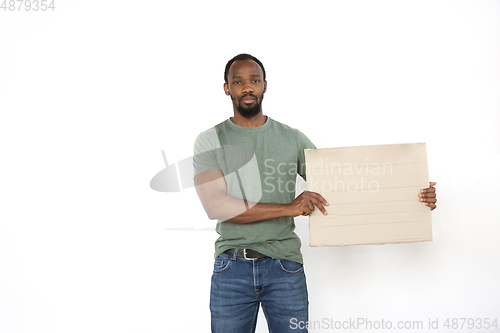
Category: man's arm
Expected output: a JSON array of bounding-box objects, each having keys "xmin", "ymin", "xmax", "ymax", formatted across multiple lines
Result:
[{"xmin": 194, "ymin": 168, "xmax": 329, "ymax": 224}]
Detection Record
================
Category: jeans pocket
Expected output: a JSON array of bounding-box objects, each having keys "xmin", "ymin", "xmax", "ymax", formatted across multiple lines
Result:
[
  {"xmin": 277, "ymin": 259, "xmax": 304, "ymax": 274},
  {"xmin": 213, "ymin": 254, "xmax": 232, "ymax": 273}
]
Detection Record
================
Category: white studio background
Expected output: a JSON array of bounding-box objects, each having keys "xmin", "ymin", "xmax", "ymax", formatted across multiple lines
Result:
[{"xmin": 1, "ymin": 1, "xmax": 499, "ymax": 332}]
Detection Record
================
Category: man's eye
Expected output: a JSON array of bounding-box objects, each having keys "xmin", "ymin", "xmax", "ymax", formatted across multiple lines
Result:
[
  {"xmin": 252, "ymin": 80, "xmax": 260, "ymax": 83},
  {"xmin": 233, "ymin": 81, "xmax": 241, "ymax": 85}
]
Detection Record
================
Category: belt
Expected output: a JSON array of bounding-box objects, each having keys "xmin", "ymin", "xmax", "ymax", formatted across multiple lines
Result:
[{"xmin": 224, "ymin": 248, "xmax": 269, "ymax": 260}]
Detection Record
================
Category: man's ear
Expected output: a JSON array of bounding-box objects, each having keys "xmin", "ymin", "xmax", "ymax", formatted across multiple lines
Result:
[
  {"xmin": 223, "ymin": 82, "xmax": 230, "ymax": 96},
  {"xmin": 263, "ymin": 80, "xmax": 267, "ymax": 93}
]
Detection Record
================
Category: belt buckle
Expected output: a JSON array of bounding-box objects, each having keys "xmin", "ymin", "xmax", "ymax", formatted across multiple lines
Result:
[{"xmin": 243, "ymin": 249, "xmax": 258, "ymax": 260}]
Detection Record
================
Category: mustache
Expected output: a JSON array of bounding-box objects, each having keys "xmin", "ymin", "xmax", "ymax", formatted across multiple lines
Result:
[{"xmin": 240, "ymin": 94, "xmax": 257, "ymax": 101}]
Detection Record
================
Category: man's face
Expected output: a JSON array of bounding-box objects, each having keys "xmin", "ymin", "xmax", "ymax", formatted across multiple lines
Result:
[{"xmin": 224, "ymin": 59, "xmax": 267, "ymax": 118}]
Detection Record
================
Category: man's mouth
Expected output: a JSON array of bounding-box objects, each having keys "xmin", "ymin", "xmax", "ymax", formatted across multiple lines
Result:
[{"xmin": 241, "ymin": 95, "xmax": 256, "ymax": 103}]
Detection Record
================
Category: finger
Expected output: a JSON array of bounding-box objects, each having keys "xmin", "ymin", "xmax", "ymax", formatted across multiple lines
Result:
[
  {"xmin": 310, "ymin": 198, "xmax": 328, "ymax": 215},
  {"xmin": 425, "ymin": 202, "xmax": 437, "ymax": 210},
  {"xmin": 421, "ymin": 197, "xmax": 437, "ymax": 203},
  {"xmin": 429, "ymin": 182, "xmax": 437, "ymax": 186},
  {"xmin": 420, "ymin": 187, "xmax": 436, "ymax": 193},
  {"xmin": 419, "ymin": 192, "xmax": 436, "ymax": 198},
  {"xmin": 309, "ymin": 192, "xmax": 329, "ymax": 206}
]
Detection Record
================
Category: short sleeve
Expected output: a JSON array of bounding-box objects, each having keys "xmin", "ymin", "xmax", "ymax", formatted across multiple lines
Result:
[
  {"xmin": 296, "ymin": 129, "xmax": 316, "ymax": 181},
  {"xmin": 193, "ymin": 127, "xmax": 222, "ymax": 178}
]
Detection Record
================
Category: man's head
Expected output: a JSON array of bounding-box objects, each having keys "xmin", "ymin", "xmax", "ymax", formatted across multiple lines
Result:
[
  {"xmin": 224, "ymin": 54, "xmax": 266, "ymax": 84},
  {"xmin": 224, "ymin": 54, "xmax": 267, "ymax": 119}
]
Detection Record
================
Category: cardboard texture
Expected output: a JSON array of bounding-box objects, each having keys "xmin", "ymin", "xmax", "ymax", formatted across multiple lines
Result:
[{"xmin": 305, "ymin": 143, "xmax": 432, "ymax": 246}]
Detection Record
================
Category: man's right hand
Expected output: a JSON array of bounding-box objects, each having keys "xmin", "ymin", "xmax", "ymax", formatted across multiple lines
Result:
[{"xmin": 286, "ymin": 190, "xmax": 329, "ymax": 217}]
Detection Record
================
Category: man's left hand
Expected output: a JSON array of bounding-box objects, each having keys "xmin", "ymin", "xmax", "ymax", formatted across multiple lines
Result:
[{"xmin": 419, "ymin": 181, "xmax": 437, "ymax": 211}]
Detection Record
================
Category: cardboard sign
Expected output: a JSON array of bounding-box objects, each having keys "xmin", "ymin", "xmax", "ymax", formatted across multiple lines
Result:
[{"xmin": 305, "ymin": 143, "xmax": 432, "ymax": 246}]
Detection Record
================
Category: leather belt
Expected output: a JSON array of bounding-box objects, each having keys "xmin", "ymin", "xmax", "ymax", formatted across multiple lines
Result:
[{"xmin": 224, "ymin": 248, "xmax": 269, "ymax": 260}]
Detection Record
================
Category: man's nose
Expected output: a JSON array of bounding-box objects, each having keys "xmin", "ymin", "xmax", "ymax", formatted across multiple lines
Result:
[{"xmin": 242, "ymin": 82, "xmax": 254, "ymax": 94}]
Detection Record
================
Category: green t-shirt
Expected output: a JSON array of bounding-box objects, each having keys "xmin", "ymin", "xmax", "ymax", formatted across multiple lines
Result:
[{"xmin": 193, "ymin": 116, "xmax": 316, "ymax": 264}]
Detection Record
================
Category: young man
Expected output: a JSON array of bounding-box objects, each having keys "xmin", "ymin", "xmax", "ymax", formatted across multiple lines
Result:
[{"xmin": 193, "ymin": 54, "xmax": 437, "ymax": 333}]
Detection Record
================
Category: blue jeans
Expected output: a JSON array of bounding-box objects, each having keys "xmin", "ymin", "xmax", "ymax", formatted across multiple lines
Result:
[{"xmin": 210, "ymin": 249, "xmax": 309, "ymax": 333}]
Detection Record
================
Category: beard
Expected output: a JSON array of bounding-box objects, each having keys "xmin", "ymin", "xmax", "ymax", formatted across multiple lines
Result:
[{"xmin": 231, "ymin": 93, "xmax": 264, "ymax": 119}]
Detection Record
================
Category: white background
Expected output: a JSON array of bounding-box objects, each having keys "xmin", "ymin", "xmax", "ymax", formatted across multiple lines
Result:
[{"xmin": 1, "ymin": 1, "xmax": 499, "ymax": 332}]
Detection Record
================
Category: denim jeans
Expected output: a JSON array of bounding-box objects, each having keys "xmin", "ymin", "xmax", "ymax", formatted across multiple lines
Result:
[{"xmin": 210, "ymin": 249, "xmax": 309, "ymax": 333}]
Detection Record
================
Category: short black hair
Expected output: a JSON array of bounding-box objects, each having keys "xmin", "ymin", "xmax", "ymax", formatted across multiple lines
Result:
[{"xmin": 224, "ymin": 53, "xmax": 266, "ymax": 84}]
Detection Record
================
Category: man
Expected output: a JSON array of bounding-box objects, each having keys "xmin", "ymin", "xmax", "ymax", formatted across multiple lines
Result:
[{"xmin": 193, "ymin": 54, "xmax": 437, "ymax": 333}]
